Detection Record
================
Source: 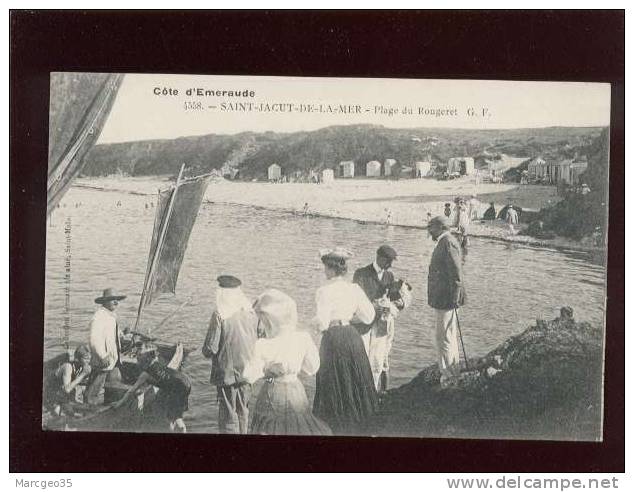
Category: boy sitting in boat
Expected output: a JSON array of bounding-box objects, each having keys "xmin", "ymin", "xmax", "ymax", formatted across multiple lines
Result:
[
  {"xmin": 112, "ymin": 342, "xmax": 190, "ymax": 433},
  {"xmin": 44, "ymin": 344, "xmax": 92, "ymax": 417}
]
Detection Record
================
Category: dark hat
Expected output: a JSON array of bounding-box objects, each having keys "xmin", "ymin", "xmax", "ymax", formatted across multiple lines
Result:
[
  {"xmin": 217, "ymin": 275, "xmax": 242, "ymax": 288},
  {"xmin": 377, "ymin": 245, "xmax": 398, "ymax": 260},
  {"xmin": 94, "ymin": 288, "xmax": 127, "ymax": 304},
  {"xmin": 428, "ymin": 215, "xmax": 451, "ymax": 230}
]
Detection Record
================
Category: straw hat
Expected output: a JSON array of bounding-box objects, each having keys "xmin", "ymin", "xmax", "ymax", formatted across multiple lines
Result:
[{"xmin": 94, "ymin": 288, "xmax": 127, "ymax": 304}]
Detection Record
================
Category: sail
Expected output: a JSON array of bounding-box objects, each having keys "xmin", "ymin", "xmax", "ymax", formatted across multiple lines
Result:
[
  {"xmin": 47, "ymin": 73, "xmax": 124, "ymax": 215},
  {"xmin": 140, "ymin": 173, "xmax": 212, "ymax": 308}
]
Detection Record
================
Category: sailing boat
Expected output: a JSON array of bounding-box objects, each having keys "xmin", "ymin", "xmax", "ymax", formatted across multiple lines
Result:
[
  {"xmin": 43, "ymin": 164, "xmax": 212, "ymax": 431},
  {"xmin": 128, "ymin": 163, "xmax": 212, "ymax": 360}
]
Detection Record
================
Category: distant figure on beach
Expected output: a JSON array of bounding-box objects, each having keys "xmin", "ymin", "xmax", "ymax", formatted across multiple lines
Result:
[
  {"xmin": 353, "ymin": 245, "xmax": 398, "ymax": 391},
  {"xmin": 302, "ymin": 202, "xmax": 310, "ymax": 216},
  {"xmin": 202, "ymin": 275, "xmax": 258, "ymax": 434},
  {"xmin": 385, "ymin": 209, "xmax": 392, "ymax": 224},
  {"xmin": 443, "ymin": 203, "xmax": 452, "ymax": 219},
  {"xmin": 145, "ymin": 203, "xmax": 149, "ymax": 209},
  {"xmin": 505, "ymin": 205, "xmax": 519, "ymax": 234},
  {"xmin": 468, "ymin": 194, "xmax": 480, "ymax": 221},
  {"xmin": 483, "ymin": 202, "xmax": 496, "ymax": 220},
  {"xmin": 312, "ymin": 247, "xmax": 377, "ymax": 434},
  {"xmin": 426, "ymin": 216, "xmax": 466, "ymax": 388},
  {"xmin": 243, "ymin": 289, "xmax": 331, "ymax": 435}
]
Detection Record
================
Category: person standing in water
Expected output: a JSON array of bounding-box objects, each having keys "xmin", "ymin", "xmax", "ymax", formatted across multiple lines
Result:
[
  {"xmin": 244, "ymin": 289, "xmax": 331, "ymax": 435},
  {"xmin": 202, "ymin": 275, "xmax": 258, "ymax": 434},
  {"xmin": 312, "ymin": 247, "xmax": 377, "ymax": 435}
]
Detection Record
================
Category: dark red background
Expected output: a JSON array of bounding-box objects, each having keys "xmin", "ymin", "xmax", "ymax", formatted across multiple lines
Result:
[{"xmin": 9, "ymin": 10, "xmax": 624, "ymax": 472}]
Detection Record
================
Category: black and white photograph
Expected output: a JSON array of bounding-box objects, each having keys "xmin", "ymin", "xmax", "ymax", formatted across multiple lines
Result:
[{"xmin": 42, "ymin": 73, "xmax": 610, "ymax": 441}]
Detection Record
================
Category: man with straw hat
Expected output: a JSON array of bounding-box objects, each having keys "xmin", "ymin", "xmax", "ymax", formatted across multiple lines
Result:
[
  {"xmin": 427, "ymin": 216, "xmax": 466, "ymax": 387},
  {"xmin": 85, "ymin": 288, "xmax": 128, "ymax": 404},
  {"xmin": 202, "ymin": 275, "xmax": 258, "ymax": 434}
]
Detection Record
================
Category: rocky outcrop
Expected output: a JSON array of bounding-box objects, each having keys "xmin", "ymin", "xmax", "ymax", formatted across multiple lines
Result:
[{"xmin": 373, "ymin": 308, "xmax": 604, "ymax": 441}]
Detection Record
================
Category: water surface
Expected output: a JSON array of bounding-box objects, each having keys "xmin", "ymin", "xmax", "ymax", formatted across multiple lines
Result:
[{"xmin": 45, "ymin": 187, "xmax": 606, "ymax": 433}]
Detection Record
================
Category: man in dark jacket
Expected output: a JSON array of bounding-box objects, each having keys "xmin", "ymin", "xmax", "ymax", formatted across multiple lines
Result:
[
  {"xmin": 427, "ymin": 216, "xmax": 466, "ymax": 386},
  {"xmin": 202, "ymin": 275, "xmax": 258, "ymax": 434},
  {"xmin": 353, "ymin": 245, "xmax": 398, "ymax": 390}
]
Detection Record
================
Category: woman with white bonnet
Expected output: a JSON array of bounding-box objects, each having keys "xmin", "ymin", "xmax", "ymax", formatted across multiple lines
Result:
[
  {"xmin": 312, "ymin": 247, "xmax": 378, "ymax": 435},
  {"xmin": 244, "ymin": 289, "xmax": 331, "ymax": 435}
]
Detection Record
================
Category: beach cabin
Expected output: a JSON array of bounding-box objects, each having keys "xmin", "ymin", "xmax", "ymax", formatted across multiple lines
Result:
[
  {"xmin": 366, "ymin": 161, "xmax": 381, "ymax": 177},
  {"xmin": 338, "ymin": 161, "xmax": 355, "ymax": 178},
  {"xmin": 570, "ymin": 160, "xmax": 588, "ymax": 185},
  {"xmin": 527, "ymin": 157, "xmax": 548, "ymax": 182},
  {"xmin": 447, "ymin": 157, "xmax": 475, "ymax": 176},
  {"xmin": 321, "ymin": 169, "xmax": 335, "ymax": 183},
  {"xmin": 414, "ymin": 161, "xmax": 431, "ymax": 178},
  {"xmin": 383, "ymin": 159, "xmax": 397, "ymax": 177},
  {"xmin": 268, "ymin": 163, "xmax": 282, "ymax": 181}
]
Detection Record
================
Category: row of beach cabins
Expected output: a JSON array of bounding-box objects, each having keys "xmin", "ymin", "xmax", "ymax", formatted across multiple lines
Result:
[
  {"xmin": 260, "ymin": 155, "xmax": 588, "ymax": 186},
  {"xmin": 266, "ymin": 157, "xmax": 476, "ymax": 182}
]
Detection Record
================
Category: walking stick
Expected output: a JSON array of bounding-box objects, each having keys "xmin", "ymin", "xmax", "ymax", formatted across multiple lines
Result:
[{"xmin": 454, "ymin": 308, "xmax": 471, "ymax": 372}]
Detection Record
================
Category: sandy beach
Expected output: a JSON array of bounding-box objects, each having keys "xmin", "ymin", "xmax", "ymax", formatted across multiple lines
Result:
[{"xmin": 73, "ymin": 175, "xmax": 602, "ymax": 252}]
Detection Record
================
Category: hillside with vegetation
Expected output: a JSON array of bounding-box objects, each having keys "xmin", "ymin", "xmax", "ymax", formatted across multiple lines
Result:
[
  {"xmin": 83, "ymin": 125, "xmax": 604, "ymax": 179},
  {"xmin": 533, "ymin": 127, "xmax": 610, "ymax": 240}
]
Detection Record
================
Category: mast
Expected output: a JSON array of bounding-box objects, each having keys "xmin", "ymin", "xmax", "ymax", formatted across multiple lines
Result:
[{"xmin": 133, "ymin": 163, "xmax": 186, "ymax": 334}]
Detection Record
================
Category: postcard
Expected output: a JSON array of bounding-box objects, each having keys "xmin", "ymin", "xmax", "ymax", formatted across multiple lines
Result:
[{"xmin": 44, "ymin": 73, "xmax": 610, "ymax": 440}]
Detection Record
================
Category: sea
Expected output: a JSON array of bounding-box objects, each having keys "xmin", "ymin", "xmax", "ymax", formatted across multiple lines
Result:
[{"xmin": 44, "ymin": 186, "xmax": 607, "ymax": 433}]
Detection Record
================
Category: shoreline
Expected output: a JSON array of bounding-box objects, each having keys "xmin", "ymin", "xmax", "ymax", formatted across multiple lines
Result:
[{"xmin": 72, "ymin": 178, "xmax": 605, "ymax": 255}]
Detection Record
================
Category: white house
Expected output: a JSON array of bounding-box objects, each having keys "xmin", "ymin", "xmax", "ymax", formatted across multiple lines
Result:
[
  {"xmin": 339, "ymin": 161, "xmax": 355, "ymax": 178},
  {"xmin": 321, "ymin": 169, "xmax": 335, "ymax": 183},
  {"xmin": 366, "ymin": 161, "xmax": 381, "ymax": 177},
  {"xmin": 268, "ymin": 163, "xmax": 282, "ymax": 181},
  {"xmin": 447, "ymin": 157, "xmax": 475, "ymax": 175},
  {"xmin": 383, "ymin": 159, "xmax": 397, "ymax": 176},
  {"xmin": 414, "ymin": 161, "xmax": 431, "ymax": 177}
]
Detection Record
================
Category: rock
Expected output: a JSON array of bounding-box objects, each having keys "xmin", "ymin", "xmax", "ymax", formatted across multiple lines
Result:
[{"xmin": 374, "ymin": 313, "xmax": 603, "ymax": 440}]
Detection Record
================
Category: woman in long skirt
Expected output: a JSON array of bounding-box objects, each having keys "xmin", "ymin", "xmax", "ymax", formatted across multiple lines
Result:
[
  {"xmin": 244, "ymin": 289, "xmax": 331, "ymax": 435},
  {"xmin": 312, "ymin": 247, "xmax": 378, "ymax": 435}
]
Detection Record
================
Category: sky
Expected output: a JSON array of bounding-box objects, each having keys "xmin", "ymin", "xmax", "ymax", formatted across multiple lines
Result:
[{"xmin": 95, "ymin": 73, "xmax": 611, "ymax": 144}]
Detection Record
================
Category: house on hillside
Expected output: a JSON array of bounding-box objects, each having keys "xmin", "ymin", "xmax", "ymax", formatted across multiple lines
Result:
[
  {"xmin": 339, "ymin": 161, "xmax": 355, "ymax": 178},
  {"xmin": 366, "ymin": 161, "xmax": 381, "ymax": 177},
  {"xmin": 321, "ymin": 169, "xmax": 335, "ymax": 183},
  {"xmin": 447, "ymin": 157, "xmax": 475, "ymax": 175},
  {"xmin": 221, "ymin": 163, "xmax": 239, "ymax": 180},
  {"xmin": 414, "ymin": 161, "xmax": 431, "ymax": 178},
  {"xmin": 383, "ymin": 159, "xmax": 396, "ymax": 176},
  {"xmin": 268, "ymin": 163, "xmax": 282, "ymax": 181}
]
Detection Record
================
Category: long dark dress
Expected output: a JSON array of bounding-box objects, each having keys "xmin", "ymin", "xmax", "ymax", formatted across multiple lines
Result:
[
  {"xmin": 311, "ymin": 278, "xmax": 378, "ymax": 434},
  {"xmin": 146, "ymin": 360, "xmax": 191, "ymax": 421},
  {"xmin": 313, "ymin": 324, "xmax": 378, "ymax": 434}
]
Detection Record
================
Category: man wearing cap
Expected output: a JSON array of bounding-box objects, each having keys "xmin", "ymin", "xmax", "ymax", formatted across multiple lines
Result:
[
  {"xmin": 427, "ymin": 216, "xmax": 466, "ymax": 386},
  {"xmin": 202, "ymin": 275, "xmax": 258, "ymax": 434},
  {"xmin": 85, "ymin": 288, "xmax": 128, "ymax": 405},
  {"xmin": 353, "ymin": 245, "xmax": 400, "ymax": 390}
]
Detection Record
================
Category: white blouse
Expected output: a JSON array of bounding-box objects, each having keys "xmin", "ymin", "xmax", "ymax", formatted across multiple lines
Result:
[
  {"xmin": 242, "ymin": 331, "xmax": 320, "ymax": 384},
  {"xmin": 314, "ymin": 277, "xmax": 376, "ymax": 332}
]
